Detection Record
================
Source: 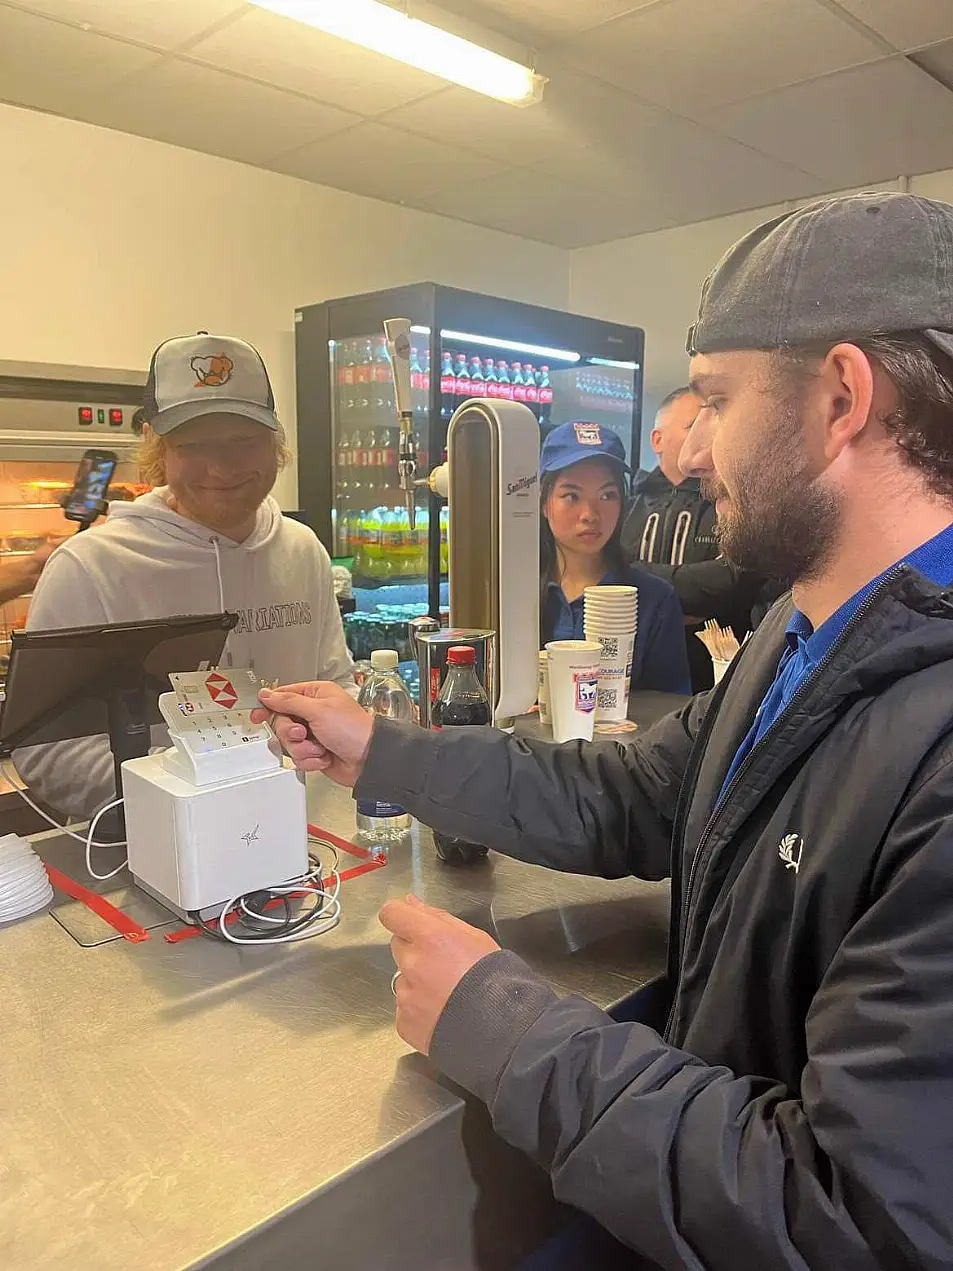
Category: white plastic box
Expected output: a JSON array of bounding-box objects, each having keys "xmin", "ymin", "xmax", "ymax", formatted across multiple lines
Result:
[{"xmin": 121, "ymin": 753, "xmax": 308, "ymax": 916}]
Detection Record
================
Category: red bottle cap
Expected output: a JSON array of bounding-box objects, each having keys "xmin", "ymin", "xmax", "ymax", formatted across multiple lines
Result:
[{"xmin": 447, "ymin": 645, "xmax": 476, "ymax": 664}]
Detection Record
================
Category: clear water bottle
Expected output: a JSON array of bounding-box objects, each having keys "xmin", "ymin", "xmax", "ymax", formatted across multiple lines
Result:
[{"xmin": 355, "ymin": 649, "xmax": 413, "ymax": 850}]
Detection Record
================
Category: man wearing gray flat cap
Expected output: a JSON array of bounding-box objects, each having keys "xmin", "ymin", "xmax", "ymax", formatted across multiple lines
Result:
[{"xmin": 264, "ymin": 193, "xmax": 953, "ymax": 1270}]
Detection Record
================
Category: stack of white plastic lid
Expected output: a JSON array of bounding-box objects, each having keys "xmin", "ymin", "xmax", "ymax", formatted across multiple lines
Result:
[{"xmin": 0, "ymin": 833, "xmax": 53, "ymax": 924}]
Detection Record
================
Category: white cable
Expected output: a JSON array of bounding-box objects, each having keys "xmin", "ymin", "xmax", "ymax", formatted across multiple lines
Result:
[
  {"xmin": 212, "ymin": 842, "xmax": 342, "ymax": 946},
  {"xmin": 0, "ymin": 758, "xmax": 126, "ymax": 849},
  {"xmin": 85, "ymin": 799, "xmax": 128, "ymax": 881}
]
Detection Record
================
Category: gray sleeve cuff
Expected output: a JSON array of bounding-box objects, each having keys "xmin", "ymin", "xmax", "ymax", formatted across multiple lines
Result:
[
  {"xmin": 355, "ymin": 715, "xmax": 435, "ymax": 803},
  {"xmin": 429, "ymin": 949, "xmax": 559, "ymax": 1102}
]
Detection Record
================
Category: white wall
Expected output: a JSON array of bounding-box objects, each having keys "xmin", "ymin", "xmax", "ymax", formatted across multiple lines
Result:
[
  {"xmin": 0, "ymin": 104, "xmax": 569, "ymax": 506},
  {"xmin": 567, "ymin": 178, "xmax": 953, "ymax": 467}
]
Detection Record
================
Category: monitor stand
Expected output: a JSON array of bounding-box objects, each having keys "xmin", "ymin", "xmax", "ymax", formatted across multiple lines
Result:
[{"xmin": 97, "ymin": 672, "xmax": 152, "ymax": 843}]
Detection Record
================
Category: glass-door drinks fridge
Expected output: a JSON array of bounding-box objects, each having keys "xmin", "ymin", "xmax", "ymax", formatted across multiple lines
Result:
[{"xmin": 294, "ymin": 283, "xmax": 644, "ymax": 672}]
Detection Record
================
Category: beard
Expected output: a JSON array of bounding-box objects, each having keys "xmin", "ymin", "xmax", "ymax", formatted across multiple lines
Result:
[{"xmin": 701, "ymin": 395, "xmax": 841, "ymax": 588}]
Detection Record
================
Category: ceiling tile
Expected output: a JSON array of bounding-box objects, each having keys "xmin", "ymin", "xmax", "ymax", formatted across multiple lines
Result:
[
  {"xmin": 709, "ymin": 58, "xmax": 953, "ymax": 186},
  {"xmin": 266, "ymin": 121, "xmax": 505, "ymax": 201},
  {"xmin": 521, "ymin": 70, "xmax": 827, "ymax": 215},
  {"xmin": 913, "ymin": 37, "xmax": 953, "ymax": 88},
  {"xmin": 188, "ymin": 7, "xmax": 445, "ymax": 116},
  {"xmin": 413, "ymin": 168, "xmax": 678, "ymax": 247},
  {"xmin": 434, "ymin": 0, "xmax": 660, "ymax": 43},
  {"xmin": 567, "ymin": 0, "xmax": 887, "ymax": 114},
  {"xmin": 382, "ymin": 66, "xmax": 667, "ymax": 164},
  {"xmin": 0, "ymin": 6, "xmax": 160, "ymax": 114},
  {"xmin": 831, "ymin": 0, "xmax": 953, "ymax": 51},
  {"xmin": 2, "ymin": 0, "xmax": 247, "ymax": 49},
  {"xmin": 71, "ymin": 59, "xmax": 359, "ymax": 165}
]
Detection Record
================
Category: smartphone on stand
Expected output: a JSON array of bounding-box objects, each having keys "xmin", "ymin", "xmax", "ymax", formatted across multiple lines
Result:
[{"xmin": 63, "ymin": 449, "xmax": 118, "ymax": 529}]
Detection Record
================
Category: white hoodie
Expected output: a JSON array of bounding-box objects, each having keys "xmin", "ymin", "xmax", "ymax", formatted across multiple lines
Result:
[{"xmin": 13, "ymin": 489, "xmax": 354, "ymax": 818}]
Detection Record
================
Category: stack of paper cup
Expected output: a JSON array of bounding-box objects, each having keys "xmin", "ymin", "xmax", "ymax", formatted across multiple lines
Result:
[
  {"xmin": 0, "ymin": 833, "xmax": 53, "ymax": 926},
  {"xmin": 584, "ymin": 585, "xmax": 639, "ymax": 723},
  {"xmin": 544, "ymin": 640, "xmax": 602, "ymax": 742},
  {"xmin": 537, "ymin": 649, "xmax": 550, "ymax": 730}
]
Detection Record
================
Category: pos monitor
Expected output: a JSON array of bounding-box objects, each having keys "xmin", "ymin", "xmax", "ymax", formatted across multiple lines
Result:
[{"xmin": 0, "ymin": 613, "xmax": 238, "ymax": 839}]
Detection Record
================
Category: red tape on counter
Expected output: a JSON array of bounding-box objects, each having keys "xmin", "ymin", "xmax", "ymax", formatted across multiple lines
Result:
[
  {"xmin": 163, "ymin": 823, "xmax": 386, "ymax": 944},
  {"xmin": 45, "ymin": 863, "xmax": 151, "ymax": 943}
]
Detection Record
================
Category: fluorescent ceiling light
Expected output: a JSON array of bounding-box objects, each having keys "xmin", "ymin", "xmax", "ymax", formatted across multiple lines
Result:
[
  {"xmin": 589, "ymin": 357, "xmax": 639, "ymax": 370},
  {"xmin": 410, "ymin": 325, "xmax": 432, "ymax": 335},
  {"xmin": 440, "ymin": 330, "xmax": 580, "ymax": 362},
  {"xmin": 251, "ymin": 0, "xmax": 546, "ymax": 106}
]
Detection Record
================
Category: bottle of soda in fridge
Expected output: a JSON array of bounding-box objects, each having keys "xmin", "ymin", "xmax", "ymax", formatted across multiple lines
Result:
[
  {"xmin": 537, "ymin": 366, "xmax": 553, "ymax": 427},
  {"xmin": 523, "ymin": 363, "xmax": 538, "ymax": 417},
  {"xmin": 431, "ymin": 645, "xmax": 491, "ymax": 864},
  {"xmin": 511, "ymin": 362, "xmax": 527, "ymax": 403},
  {"xmin": 453, "ymin": 352, "xmax": 470, "ymax": 398},
  {"xmin": 468, "ymin": 356, "xmax": 484, "ymax": 393},
  {"xmin": 355, "ymin": 650, "xmax": 413, "ymax": 854},
  {"xmin": 483, "ymin": 357, "xmax": 498, "ymax": 397},
  {"xmin": 439, "ymin": 351, "xmax": 455, "ymax": 419},
  {"xmin": 496, "ymin": 361, "xmax": 512, "ymax": 401}
]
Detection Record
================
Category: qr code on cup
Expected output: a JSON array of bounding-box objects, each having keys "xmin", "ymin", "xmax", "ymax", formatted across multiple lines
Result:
[
  {"xmin": 597, "ymin": 686, "xmax": 622, "ymax": 711},
  {"xmin": 599, "ymin": 635, "xmax": 620, "ymax": 658}
]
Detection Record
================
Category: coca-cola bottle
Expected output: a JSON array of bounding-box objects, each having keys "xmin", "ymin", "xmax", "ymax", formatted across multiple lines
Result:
[
  {"xmin": 483, "ymin": 357, "xmax": 498, "ymax": 398},
  {"xmin": 431, "ymin": 645, "xmax": 491, "ymax": 865},
  {"xmin": 511, "ymin": 362, "xmax": 527, "ymax": 404},
  {"xmin": 336, "ymin": 425, "xmax": 352, "ymax": 496},
  {"xmin": 537, "ymin": 366, "xmax": 553, "ymax": 427},
  {"xmin": 453, "ymin": 352, "xmax": 470, "ymax": 398},
  {"xmin": 468, "ymin": 356, "xmax": 484, "ymax": 393},
  {"xmin": 373, "ymin": 336, "xmax": 392, "ymax": 384},
  {"xmin": 496, "ymin": 360, "xmax": 512, "ymax": 401},
  {"xmin": 409, "ymin": 346, "xmax": 423, "ymax": 391},
  {"xmin": 439, "ymin": 351, "xmax": 455, "ymax": 419},
  {"xmin": 523, "ymin": 362, "xmax": 539, "ymax": 417},
  {"xmin": 357, "ymin": 339, "xmax": 374, "ymax": 384}
]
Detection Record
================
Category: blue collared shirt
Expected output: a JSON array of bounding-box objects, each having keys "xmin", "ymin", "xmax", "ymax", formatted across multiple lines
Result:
[
  {"xmin": 720, "ymin": 521, "xmax": 953, "ymax": 797},
  {"xmin": 544, "ymin": 564, "xmax": 691, "ymax": 695}
]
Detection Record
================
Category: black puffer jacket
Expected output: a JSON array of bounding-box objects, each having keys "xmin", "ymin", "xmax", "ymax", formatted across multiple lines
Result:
[
  {"xmin": 621, "ymin": 467, "xmax": 763, "ymax": 689},
  {"xmin": 356, "ymin": 566, "xmax": 953, "ymax": 1270}
]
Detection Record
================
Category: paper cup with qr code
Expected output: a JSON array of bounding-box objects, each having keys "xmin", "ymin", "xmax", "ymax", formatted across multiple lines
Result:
[
  {"xmin": 537, "ymin": 649, "xmax": 551, "ymax": 730},
  {"xmin": 545, "ymin": 640, "xmax": 601, "ymax": 742},
  {"xmin": 584, "ymin": 622, "xmax": 636, "ymax": 723}
]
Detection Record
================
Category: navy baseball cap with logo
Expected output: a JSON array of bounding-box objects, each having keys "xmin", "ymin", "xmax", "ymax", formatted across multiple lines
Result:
[
  {"xmin": 540, "ymin": 420, "xmax": 630, "ymax": 476},
  {"xmin": 142, "ymin": 332, "xmax": 280, "ymax": 436}
]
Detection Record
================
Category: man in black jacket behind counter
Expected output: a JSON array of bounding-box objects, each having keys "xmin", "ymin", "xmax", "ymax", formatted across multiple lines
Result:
[
  {"xmin": 623, "ymin": 386, "xmax": 762, "ymax": 688},
  {"xmin": 258, "ymin": 192, "xmax": 953, "ymax": 1271}
]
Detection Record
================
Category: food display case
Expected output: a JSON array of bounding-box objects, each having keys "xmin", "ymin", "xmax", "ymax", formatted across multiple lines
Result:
[
  {"xmin": 294, "ymin": 283, "xmax": 644, "ymax": 661},
  {"xmin": 0, "ymin": 361, "xmax": 147, "ymax": 682}
]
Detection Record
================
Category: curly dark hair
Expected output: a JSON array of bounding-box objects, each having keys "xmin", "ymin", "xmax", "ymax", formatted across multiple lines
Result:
[{"xmin": 774, "ymin": 331, "xmax": 953, "ymax": 502}]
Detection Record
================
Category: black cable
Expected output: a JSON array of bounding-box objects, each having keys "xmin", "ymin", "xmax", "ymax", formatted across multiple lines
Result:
[{"xmin": 187, "ymin": 852, "xmax": 333, "ymax": 944}]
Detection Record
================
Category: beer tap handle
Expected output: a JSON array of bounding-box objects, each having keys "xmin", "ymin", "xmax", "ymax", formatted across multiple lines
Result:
[{"xmin": 383, "ymin": 317, "xmax": 417, "ymax": 532}]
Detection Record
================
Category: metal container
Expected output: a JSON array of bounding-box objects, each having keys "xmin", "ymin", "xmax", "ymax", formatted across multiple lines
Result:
[{"xmin": 415, "ymin": 628, "xmax": 495, "ymax": 730}]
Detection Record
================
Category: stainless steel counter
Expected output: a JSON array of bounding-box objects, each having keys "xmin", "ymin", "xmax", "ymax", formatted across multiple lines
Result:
[{"xmin": 1, "ymin": 699, "xmax": 681, "ymax": 1271}]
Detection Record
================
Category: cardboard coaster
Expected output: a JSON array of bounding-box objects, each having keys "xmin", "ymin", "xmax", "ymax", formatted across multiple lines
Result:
[{"xmin": 594, "ymin": 719, "xmax": 639, "ymax": 735}]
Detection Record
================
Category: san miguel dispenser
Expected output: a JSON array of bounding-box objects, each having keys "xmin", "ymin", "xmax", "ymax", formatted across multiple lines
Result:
[{"xmin": 445, "ymin": 398, "xmax": 540, "ymax": 729}]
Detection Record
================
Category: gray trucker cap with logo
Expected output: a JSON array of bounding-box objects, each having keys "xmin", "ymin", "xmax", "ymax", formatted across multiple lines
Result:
[
  {"xmin": 143, "ymin": 332, "xmax": 280, "ymax": 436},
  {"xmin": 687, "ymin": 191, "xmax": 953, "ymax": 362}
]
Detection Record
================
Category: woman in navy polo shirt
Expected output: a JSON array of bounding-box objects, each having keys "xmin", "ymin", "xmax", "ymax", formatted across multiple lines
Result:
[{"xmin": 540, "ymin": 421, "xmax": 691, "ymax": 695}]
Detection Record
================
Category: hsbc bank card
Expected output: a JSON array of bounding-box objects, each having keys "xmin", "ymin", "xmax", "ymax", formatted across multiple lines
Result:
[{"xmin": 168, "ymin": 668, "xmax": 262, "ymax": 717}]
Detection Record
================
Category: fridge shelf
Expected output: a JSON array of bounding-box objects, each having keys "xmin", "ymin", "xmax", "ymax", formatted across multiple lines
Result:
[{"xmin": 0, "ymin": 503, "xmax": 65, "ymax": 511}]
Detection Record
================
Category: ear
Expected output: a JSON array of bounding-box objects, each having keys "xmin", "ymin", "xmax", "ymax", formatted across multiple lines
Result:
[
  {"xmin": 818, "ymin": 344, "xmax": 875, "ymax": 462},
  {"xmin": 650, "ymin": 427, "xmax": 663, "ymax": 455}
]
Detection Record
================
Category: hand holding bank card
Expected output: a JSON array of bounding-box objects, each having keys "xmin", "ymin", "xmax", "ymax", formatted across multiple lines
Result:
[{"xmin": 163, "ymin": 669, "xmax": 271, "ymax": 755}]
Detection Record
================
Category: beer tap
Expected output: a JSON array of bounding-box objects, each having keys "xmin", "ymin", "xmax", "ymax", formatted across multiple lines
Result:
[{"xmin": 382, "ymin": 317, "xmax": 417, "ymax": 532}]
